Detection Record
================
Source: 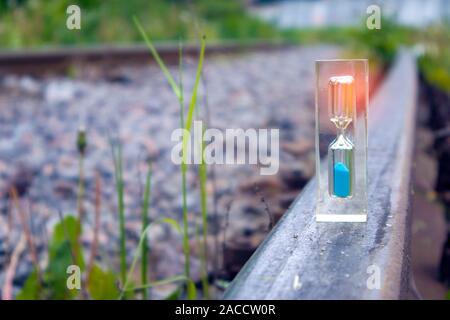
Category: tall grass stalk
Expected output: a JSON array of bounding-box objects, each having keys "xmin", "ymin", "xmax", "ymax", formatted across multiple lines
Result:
[
  {"xmin": 111, "ymin": 141, "xmax": 126, "ymax": 284},
  {"xmin": 198, "ymin": 124, "xmax": 209, "ymax": 299},
  {"xmin": 134, "ymin": 17, "xmax": 207, "ymax": 290},
  {"xmin": 87, "ymin": 172, "xmax": 102, "ymax": 284},
  {"xmin": 177, "ymin": 41, "xmax": 191, "ymax": 280},
  {"xmin": 76, "ymin": 128, "xmax": 87, "ymax": 227},
  {"xmin": 140, "ymin": 162, "xmax": 152, "ymax": 299},
  {"xmin": 76, "ymin": 153, "xmax": 85, "ymax": 221},
  {"xmin": 179, "ymin": 36, "xmax": 206, "ymax": 289},
  {"xmin": 201, "ymin": 73, "xmax": 220, "ymax": 285},
  {"xmin": 194, "ymin": 99, "xmax": 209, "ymax": 299},
  {"xmin": 178, "ymin": 41, "xmax": 185, "ymax": 126},
  {"xmin": 133, "ymin": 18, "xmax": 192, "ymax": 279}
]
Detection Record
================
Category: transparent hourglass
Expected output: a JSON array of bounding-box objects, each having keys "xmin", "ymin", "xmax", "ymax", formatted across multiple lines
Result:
[
  {"xmin": 328, "ymin": 75, "xmax": 355, "ymax": 198},
  {"xmin": 315, "ymin": 59, "xmax": 368, "ymax": 222}
]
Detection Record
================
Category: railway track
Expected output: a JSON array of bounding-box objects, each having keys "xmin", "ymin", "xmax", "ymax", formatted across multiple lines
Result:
[{"xmin": 0, "ymin": 40, "xmax": 289, "ymax": 75}]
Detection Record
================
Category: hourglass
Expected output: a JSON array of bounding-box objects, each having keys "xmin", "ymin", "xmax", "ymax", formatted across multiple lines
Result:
[
  {"xmin": 315, "ymin": 59, "xmax": 368, "ymax": 222},
  {"xmin": 328, "ymin": 75, "xmax": 355, "ymax": 198}
]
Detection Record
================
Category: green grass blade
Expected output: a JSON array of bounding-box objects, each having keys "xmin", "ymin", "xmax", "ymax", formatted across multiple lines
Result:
[
  {"xmin": 198, "ymin": 125, "xmax": 209, "ymax": 299},
  {"xmin": 110, "ymin": 141, "xmax": 127, "ymax": 285},
  {"xmin": 178, "ymin": 40, "xmax": 185, "ymax": 127},
  {"xmin": 133, "ymin": 16, "xmax": 181, "ymax": 100},
  {"xmin": 76, "ymin": 129, "xmax": 87, "ymax": 224},
  {"xmin": 186, "ymin": 278, "xmax": 197, "ymax": 300},
  {"xmin": 133, "ymin": 18, "xmax": 206, "ymax": 298},
  {"xmin": 180, "ymin": 36, "xmax": 206, "ymax": 281},
  {"xmin": 76, "ymin": 153, "xmax": 85, "ymax": 222},
  {"xmin": 182, "ymin": 35, "xmax": 206, "ymax": 145},
  {"xmin": 140, "ymin": 162, "xmax": 152, "ymax": 299},
  {"xmin": 177, "ymin": 41, "xmax": 191, "ymax": 281},
  {"xmin": 120, "ymin": 217, "xmax": 182, "ymax": 299},
  {"xmin": 118, "ymin": 144, "xmax": 126, "ymax": 285}
]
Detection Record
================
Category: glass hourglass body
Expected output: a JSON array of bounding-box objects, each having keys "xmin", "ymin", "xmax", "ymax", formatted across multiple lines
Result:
[
  {"xmin": 315, "ymin": 59, "xmax": 368, "ymax": 222},
  {"xmin": 327, "ymin": 75, "xmax": 355, "ymax": 199}
]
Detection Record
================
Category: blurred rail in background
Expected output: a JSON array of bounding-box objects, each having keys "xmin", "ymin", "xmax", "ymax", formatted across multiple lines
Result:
[{"xmin": 0, "ymin": 40, "xmax": 290, "ymax": 75}]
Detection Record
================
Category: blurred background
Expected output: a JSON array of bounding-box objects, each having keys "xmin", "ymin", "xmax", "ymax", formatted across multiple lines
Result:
[{"xmin": 0, "ymin": 0, "xmax": 449, "ymax": 300}]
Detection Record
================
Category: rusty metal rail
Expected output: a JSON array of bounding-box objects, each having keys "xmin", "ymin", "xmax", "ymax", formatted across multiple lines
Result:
[{"xmin": 0, "ymin": 40, "xmax": 289, "ymax": 75}]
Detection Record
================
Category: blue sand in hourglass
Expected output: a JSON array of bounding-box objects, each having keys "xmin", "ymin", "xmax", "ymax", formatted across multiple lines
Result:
[{"xmin": 334, "ymin": 162, "xmax": 350, "ymax": 198}]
